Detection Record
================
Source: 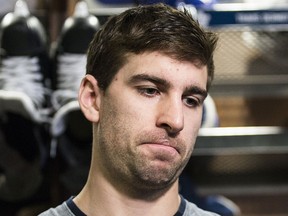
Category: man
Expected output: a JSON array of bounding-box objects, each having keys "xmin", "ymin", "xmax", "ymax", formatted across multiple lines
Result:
[{"xmin": 40, "ymin": 3, "xmax": 218, "ymax": 216}]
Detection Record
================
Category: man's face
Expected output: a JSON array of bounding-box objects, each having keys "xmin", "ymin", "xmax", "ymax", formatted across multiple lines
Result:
[{"xmin": 95, "ymin": 51, "xmax": 207, "ymax": 192}]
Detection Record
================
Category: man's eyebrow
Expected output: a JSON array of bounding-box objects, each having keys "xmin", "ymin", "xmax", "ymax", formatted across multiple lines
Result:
[
  {"xmin": 128, "ymin": 73, "xmax": 207, "ymax": 98},
  {"xmin": 128, "ymin": 74, "xmax": 171, "ymax": 88},
  {"xmin": 184, "ymin": 86, "xmax": 207, "ymax": 99}
]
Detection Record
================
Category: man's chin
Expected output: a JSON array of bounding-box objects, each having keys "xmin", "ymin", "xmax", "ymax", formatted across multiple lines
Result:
[{"xmin": 134, "ymin": 164, "xmax": 180, "ymax": 189}]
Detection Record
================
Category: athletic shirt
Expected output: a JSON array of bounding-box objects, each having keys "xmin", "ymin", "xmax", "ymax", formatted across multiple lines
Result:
[{"xmin": 39, "ymin": 196, "xmax": 219, "ymax": 216}]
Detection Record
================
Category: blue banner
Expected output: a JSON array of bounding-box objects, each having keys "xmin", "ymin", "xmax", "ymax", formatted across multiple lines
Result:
[{"xmin": 198, "ymin": 9, "xmax": 288, "ymax": 27}]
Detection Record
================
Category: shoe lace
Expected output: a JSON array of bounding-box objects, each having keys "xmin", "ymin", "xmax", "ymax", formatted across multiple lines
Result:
[
  {"xmin": 0, "ymin": 56, "xmax": 47, "ymax": 107},
  {"xmin": 52, "ymin": 53, "xmax": 86, "ymax": 109}
]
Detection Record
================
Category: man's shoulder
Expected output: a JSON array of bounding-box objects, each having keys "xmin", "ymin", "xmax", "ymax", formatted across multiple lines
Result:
[
  {"xmin": 183, "ymin": 198, "xmax": 220, "ymax": 216},
  {"xmin": 38, "ymin": 201, "xmax": 74, "ymax": 216}
]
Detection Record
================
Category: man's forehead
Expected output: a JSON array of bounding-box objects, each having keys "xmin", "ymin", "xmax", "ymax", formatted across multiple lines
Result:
[{"xmin": 116, "ymin": 51, "xmax": 207, "ymax": 83}]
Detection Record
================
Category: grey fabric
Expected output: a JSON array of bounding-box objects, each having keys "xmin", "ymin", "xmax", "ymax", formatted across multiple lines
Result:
[
  {"xmin": 183, "ymin": 200, "xmax": 220, "ymax": 216},
  {"xmin": 39, "ymin": 198, "xmax": 219, "ymax": 216},
  {"xmin": 39, "ymin": 202, "xmax": 74, "ymax": 216}
]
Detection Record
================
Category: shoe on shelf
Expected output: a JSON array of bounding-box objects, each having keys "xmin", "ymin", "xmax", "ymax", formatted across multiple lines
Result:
[
  {"xmin": 0, "ymin": 0, "xmax": 51, "ymax": 123},
  {"xmin": 0, "ymin": 112, "xmax": 45, "ymax": 202},
  {"xmin": 0, "ymin": 0, "xmax": 50, "ymax": 206},
  {"xmin": 51, "ymin": 0, "xmax": 100, "ymax": 110},
  {"xmin": 50, "ymin": 100, "xmax": 92, "ymax": 195}
]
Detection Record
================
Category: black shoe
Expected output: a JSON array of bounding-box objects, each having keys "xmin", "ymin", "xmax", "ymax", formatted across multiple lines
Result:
[
  {"xmin": 51, "ymin": 100, "xmax": 92, "ymax": 195},
  {"xmin": 51, "ymin": 1, "xmax": 100, "ymax": 110},
  {"xmin": 0, "ymin": 0, "xmax": 50, "ymax": 112}
]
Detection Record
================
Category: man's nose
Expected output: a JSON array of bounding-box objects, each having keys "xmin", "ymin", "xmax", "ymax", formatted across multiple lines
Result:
[{"xmin": 156, "ymin": 97, "xmax": 184, "ymax": 134}]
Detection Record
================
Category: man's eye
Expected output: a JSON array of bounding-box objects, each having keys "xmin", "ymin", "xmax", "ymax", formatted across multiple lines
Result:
[
  {"xmin": 138, "ymin": 87, "xmax": 159, "ymax": 97},
  {"xmin": 184, "ymin": 97, "xmax": 200, "ymax": 108}
]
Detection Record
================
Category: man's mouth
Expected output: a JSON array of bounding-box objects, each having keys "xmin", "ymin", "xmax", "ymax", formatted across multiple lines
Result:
[{"xmin": 141, "ymin": 140, "xmax": 180, "ymax": 157}]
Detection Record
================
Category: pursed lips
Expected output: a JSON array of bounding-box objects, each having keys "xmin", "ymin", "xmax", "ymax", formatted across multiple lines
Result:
[{"xmin": 141, "ymin": 139, "xmax": 180, "ymax": 154}]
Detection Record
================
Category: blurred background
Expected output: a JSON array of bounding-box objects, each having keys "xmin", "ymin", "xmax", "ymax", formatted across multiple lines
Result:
[{"xmin": 0, "ymin": 0, "xmax": 288, "ymax": 215}]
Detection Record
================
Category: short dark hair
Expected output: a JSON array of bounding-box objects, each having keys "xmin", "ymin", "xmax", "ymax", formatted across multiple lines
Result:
[{"xmin": 86, "ymin": 3, "xmax": 218, "ymax": 90}]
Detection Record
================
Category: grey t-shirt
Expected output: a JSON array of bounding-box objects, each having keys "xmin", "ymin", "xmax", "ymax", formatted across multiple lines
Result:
[{"xmin": 39, "ymin": 196, "xmax": 219, "ymax": 216}]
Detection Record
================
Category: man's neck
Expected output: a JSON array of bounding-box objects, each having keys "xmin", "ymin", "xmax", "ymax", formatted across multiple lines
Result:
[{"xmin": 74, "ymin": 172, "xmax": 181, "ymax": 216}]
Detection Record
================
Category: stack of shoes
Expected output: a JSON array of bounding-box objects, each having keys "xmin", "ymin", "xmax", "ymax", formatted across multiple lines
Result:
[
  {"xmin": 0, "ymin": 0, "xmax": 50, "ymax": 214},
  {"xmin": 50, "ymin": 1, "xmax": 100, "ymax": 195}
]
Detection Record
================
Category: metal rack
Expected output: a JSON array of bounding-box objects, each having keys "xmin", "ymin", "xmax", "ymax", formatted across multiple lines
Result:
[
  {"xmin": 195, "ymin": 126, "xmax": 288, "ymax": 155},
  {"xmin": 189, "ymin": 126, "xmax": 288, "ymax": 195},
  {"xmin": 195, "ymin": 3, "xmax": 288, "ymax": 97}
]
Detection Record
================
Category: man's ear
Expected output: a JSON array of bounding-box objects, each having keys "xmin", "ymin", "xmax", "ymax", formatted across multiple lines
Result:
[{"xmin": 78, "ymin": 74, "xmax": 101, "ymax": 123}]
